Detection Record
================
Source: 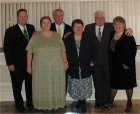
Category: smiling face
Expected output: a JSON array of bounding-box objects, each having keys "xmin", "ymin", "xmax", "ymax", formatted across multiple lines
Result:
[
  {"xmin": 94, "ymin": 11, "xmax": 105, "ymax": 27},
  {"xmin": 72, "ymin": 19, "xmax": 84, "ymax": 35},
  {"xmin": 53, "ymin": 10, "xmax": 64, "ymax": 25},
  {"xmin": 114, "ymin": 21, "xmax": 125, "ymax": 33},
  {"xmin": 40, "ymin": 17, "xmax": 51, "ymax": 31},
  {"xmin": 113, "ymin": 16, "xmax": 126, "ymax": 34},
  {"xmin": 73, "ymin": 23, "xmax": 83, "ymax": 35}
]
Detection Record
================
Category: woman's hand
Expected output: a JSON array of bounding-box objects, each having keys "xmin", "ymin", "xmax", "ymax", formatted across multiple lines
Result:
[
  {"xmin": 27, "ymin": 66, "xmax": 32, "ymax": 75},
  {"xmin": 64, "ymin": 62, "xmax": 69, "ymax": 70}
]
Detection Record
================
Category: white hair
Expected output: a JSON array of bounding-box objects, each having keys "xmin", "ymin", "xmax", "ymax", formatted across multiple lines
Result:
[{"xmin": 94, "ymin": 10, "xmax": 105, "ymax": 18}]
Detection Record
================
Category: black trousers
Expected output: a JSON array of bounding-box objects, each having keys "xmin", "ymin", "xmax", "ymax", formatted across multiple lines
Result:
[
  {"xmin": 10, "ymin": 69, "xmax": 32, "ymax": 108},
  {"xmin": 92, "ymin": 65, "xmax": 111, "ymax": 105}
]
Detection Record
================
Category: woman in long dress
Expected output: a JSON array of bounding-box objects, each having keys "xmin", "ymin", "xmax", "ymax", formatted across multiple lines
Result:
[{"xmin": 26, "ymin": 16, "xmax": 68, "ymax": 111}]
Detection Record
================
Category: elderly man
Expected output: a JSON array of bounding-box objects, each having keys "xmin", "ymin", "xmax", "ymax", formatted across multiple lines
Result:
[{"xmin": 84, "ymin": 10, "xmax": 132, "ymax": 108}]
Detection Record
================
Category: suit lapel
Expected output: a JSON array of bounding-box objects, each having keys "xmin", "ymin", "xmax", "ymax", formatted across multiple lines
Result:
[
  {"xmin": 101, "ymin": 23, "xmax": 109, "ymax": 43},
  {"xmin": 71, "ymin": 35, "xmax": 79, "ymax": 60},
  {"xmin": 63, "ymin": 23, "xmax": 67, "ymax": 38},
  {"xmin": 51, "ymin": 23, "xmax": 57, "ymax": 32},
  {"xmin": 92, "ymin": 24, "xmax": 100, "ymax": 42},
  {"xmin": 26, "ymin": 24, "xmax": 32, "ymax": 40},
  {"xmin": 15, "ymin": 24, "xmax": 28, "ymax": 42}
]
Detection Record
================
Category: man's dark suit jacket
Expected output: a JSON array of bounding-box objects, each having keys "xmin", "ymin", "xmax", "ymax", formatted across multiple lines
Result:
[
  {"xmin": 4, "ymin": 24, "xmax": 35, "ymax": 70},
  {"xmin": 84, "ymin": 23, "xmax": 114, "ymax": 66},
  {"xmin": 64, "ymin": 33, "xmax": 93, "ymax": 79},
  {"xmin": 50, "ymin": 22, "xmax": 73, "ymax": 39}
]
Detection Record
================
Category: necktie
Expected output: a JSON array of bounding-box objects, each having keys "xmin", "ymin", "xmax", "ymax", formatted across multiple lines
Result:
[
  {"xmin": 23, "ymin": 28, "xmax": 29, "ymax": 40},
  {"xmin": 98, "ymin": 27, "xmax": 101, "ymax": 41},
  {"xmin": 57, "ymin": 26, "xmax": 61, "ymax": 36}
]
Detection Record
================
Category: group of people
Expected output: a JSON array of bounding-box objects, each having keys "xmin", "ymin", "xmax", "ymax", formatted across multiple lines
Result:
[{"xmin": 3, "ymin": 8, "xmax": 137, "ymax": 113}]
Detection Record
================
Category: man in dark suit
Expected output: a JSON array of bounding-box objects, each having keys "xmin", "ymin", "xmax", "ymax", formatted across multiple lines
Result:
[
  {"xmin": 50, "ymin": 8, "xmax": 73, "ymax": 39},
  {"xmin": 50, "ymin": 8, "xmax": 73, "ymax": 94},
  {"xmin": 3, "ymin": 9, "xmax": 35, "ymax": 112},
  {"xmin": 84, "ymin": 10, "xmax": 132, "ymax": 108}
]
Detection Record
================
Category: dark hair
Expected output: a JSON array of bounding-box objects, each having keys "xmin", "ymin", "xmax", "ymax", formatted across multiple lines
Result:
[
  {"xmin": 17, "ymin": 9, "xmax": 27, "ymax": 16},
  {"xmin": 113, "ymin": 16, "xmax": 126, "ymax": 29},
  {"xmin": 40, "ymin": 16, "xmax": 52, "ymax": 26},
  {"xmin": 52, "ymin": 9, "xmax": 64, "ymax": 17},
  {"xmin": 71, "ymin": 19, "xmax": 84, "ymax": 27}
]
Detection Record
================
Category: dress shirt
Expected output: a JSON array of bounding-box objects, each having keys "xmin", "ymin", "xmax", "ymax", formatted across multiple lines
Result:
[{"xmin": 55, "ymin": 23, "xmax": 64, "ymax": 38}]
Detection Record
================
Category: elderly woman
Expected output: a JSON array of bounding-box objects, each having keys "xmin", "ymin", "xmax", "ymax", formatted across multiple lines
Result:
[
  {"xmin": 26, "ymin": 16, "xmax": 68, "ymax": 111},
  {"xmin": 64, "ymin": 19, "xmax": 94, "ymax": 113},
  {"xmin": 109, "ymin": 16, "xmax": 137, "ymax": 112}
]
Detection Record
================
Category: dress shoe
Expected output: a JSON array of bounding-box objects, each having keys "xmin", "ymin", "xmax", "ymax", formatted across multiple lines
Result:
[
  {"xmin": 64, "ymin": 105, "xmax": 67, "ymax": 109},
  {"xmin": 103, "ymin": 103, "xmax": 111, "ymax": 109},
  {"xmin": 125, "ymin": 102, "xmax": 132, "ymax": 113},
  {"xmin": 81, "ymin": 100, "xmax": 87, "ymax": 113},
  {"xmin": 76, "ymin": 100, "xmax": 81, "ymax": 109},
  {"xmin": 16, "ymin": 106, "xmax": 26, "ymax": 112},
  {"xmin": 95, "ymin": 103, "xmax": 101, "ymax": 108},
  {"xmin": 109, "ymin": 103, "xmax": 113, "ymax": 108},
  {"xmin": 27, "ymin": 105, "xmax": 34, "ymax": 111}
]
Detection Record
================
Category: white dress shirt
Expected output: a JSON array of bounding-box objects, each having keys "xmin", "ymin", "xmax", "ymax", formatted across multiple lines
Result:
[
  {"xmin": 95, "ymin": 25, "xmax": 104, "ymax": 38},
  {"xmin": 18, "ymin": 23, "xmax": 27, "ymax": 33}
]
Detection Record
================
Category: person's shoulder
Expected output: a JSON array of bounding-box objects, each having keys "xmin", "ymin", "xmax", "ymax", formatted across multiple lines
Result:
[
  {"xmin": 64, "ymin": 23, "xmax": 71, "ymax": 27},
  {"xmin": 64, "ymin": 23, "xmax": 72, "ymax": 29},
  {"xmin": 51, "ymin": 23, "xmax": 55, "ymax": 26},
  {"xmin": 6, "ymin": 24, "xmax": 17, "ymax": 32},
  {"xmin": 105, "ymin": 22, "xmax": 113, "ymax": 24},
  {"xmin": 85, "ymin": 23, "xmax": 94, "ymax": 28},
  {"xmin": 32, "ymin": 31, "xmax": 41, "ymax": 38},
  {"xmin": 124, "ymin": 34, "xmax": 135, "ymax": 41},
  {"xmin": 51, "ymin": 22, "xmax": 55, "ymax": 25},
  {"xmin": 104, "ymin": 22, "xmax": 113, "ymax": 26},
  {"xmin": 104, "ymin": 22, "xmax": 114, "ymax": 30}
]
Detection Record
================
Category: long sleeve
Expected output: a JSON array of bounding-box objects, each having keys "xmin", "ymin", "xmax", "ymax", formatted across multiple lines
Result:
[{"xmin": 3, "ymin": 28, "xmax": 14, "ymax": 66}]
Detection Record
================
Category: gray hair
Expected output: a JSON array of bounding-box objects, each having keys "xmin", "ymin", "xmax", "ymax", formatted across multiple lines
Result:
[
  {"xmin": 52, "ymin": 9, "xmax": 64, "ymax": 17},
  {"xmin": 94, "ymin": 10, "xmax": 105, "ymax": 18}
]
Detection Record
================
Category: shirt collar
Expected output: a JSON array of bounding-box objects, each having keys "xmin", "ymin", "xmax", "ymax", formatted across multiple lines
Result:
[
  {"xmin": 96, "ymin": 25, "xmax": 104, "ymax": 30},
  {"xmin": 55, "ymin": 23, "xmax": 64, "ymax": 28},
  {"xmin": 18, "ymin": 23, "xmax": 27, "ymax": 32}
]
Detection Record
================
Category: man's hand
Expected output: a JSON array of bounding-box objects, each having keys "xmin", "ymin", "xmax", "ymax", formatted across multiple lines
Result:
[
  {"xmin": 125, "ymin": 28, "xmax": 133, "ymax": 36},
  {"xmin": 90, "ymin": 63, "xmax": 95, "ymax": 67},
  {"xmin": 8, "ymin": 65, "xmax": 15, "ymax": 72},
  {"xmin": 64, "ymin": 32, "xmax": 72, "ymax": 38},
  {"xmin": 122, "ymin": 64, "xmax": 129, "ymax": 70}
]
